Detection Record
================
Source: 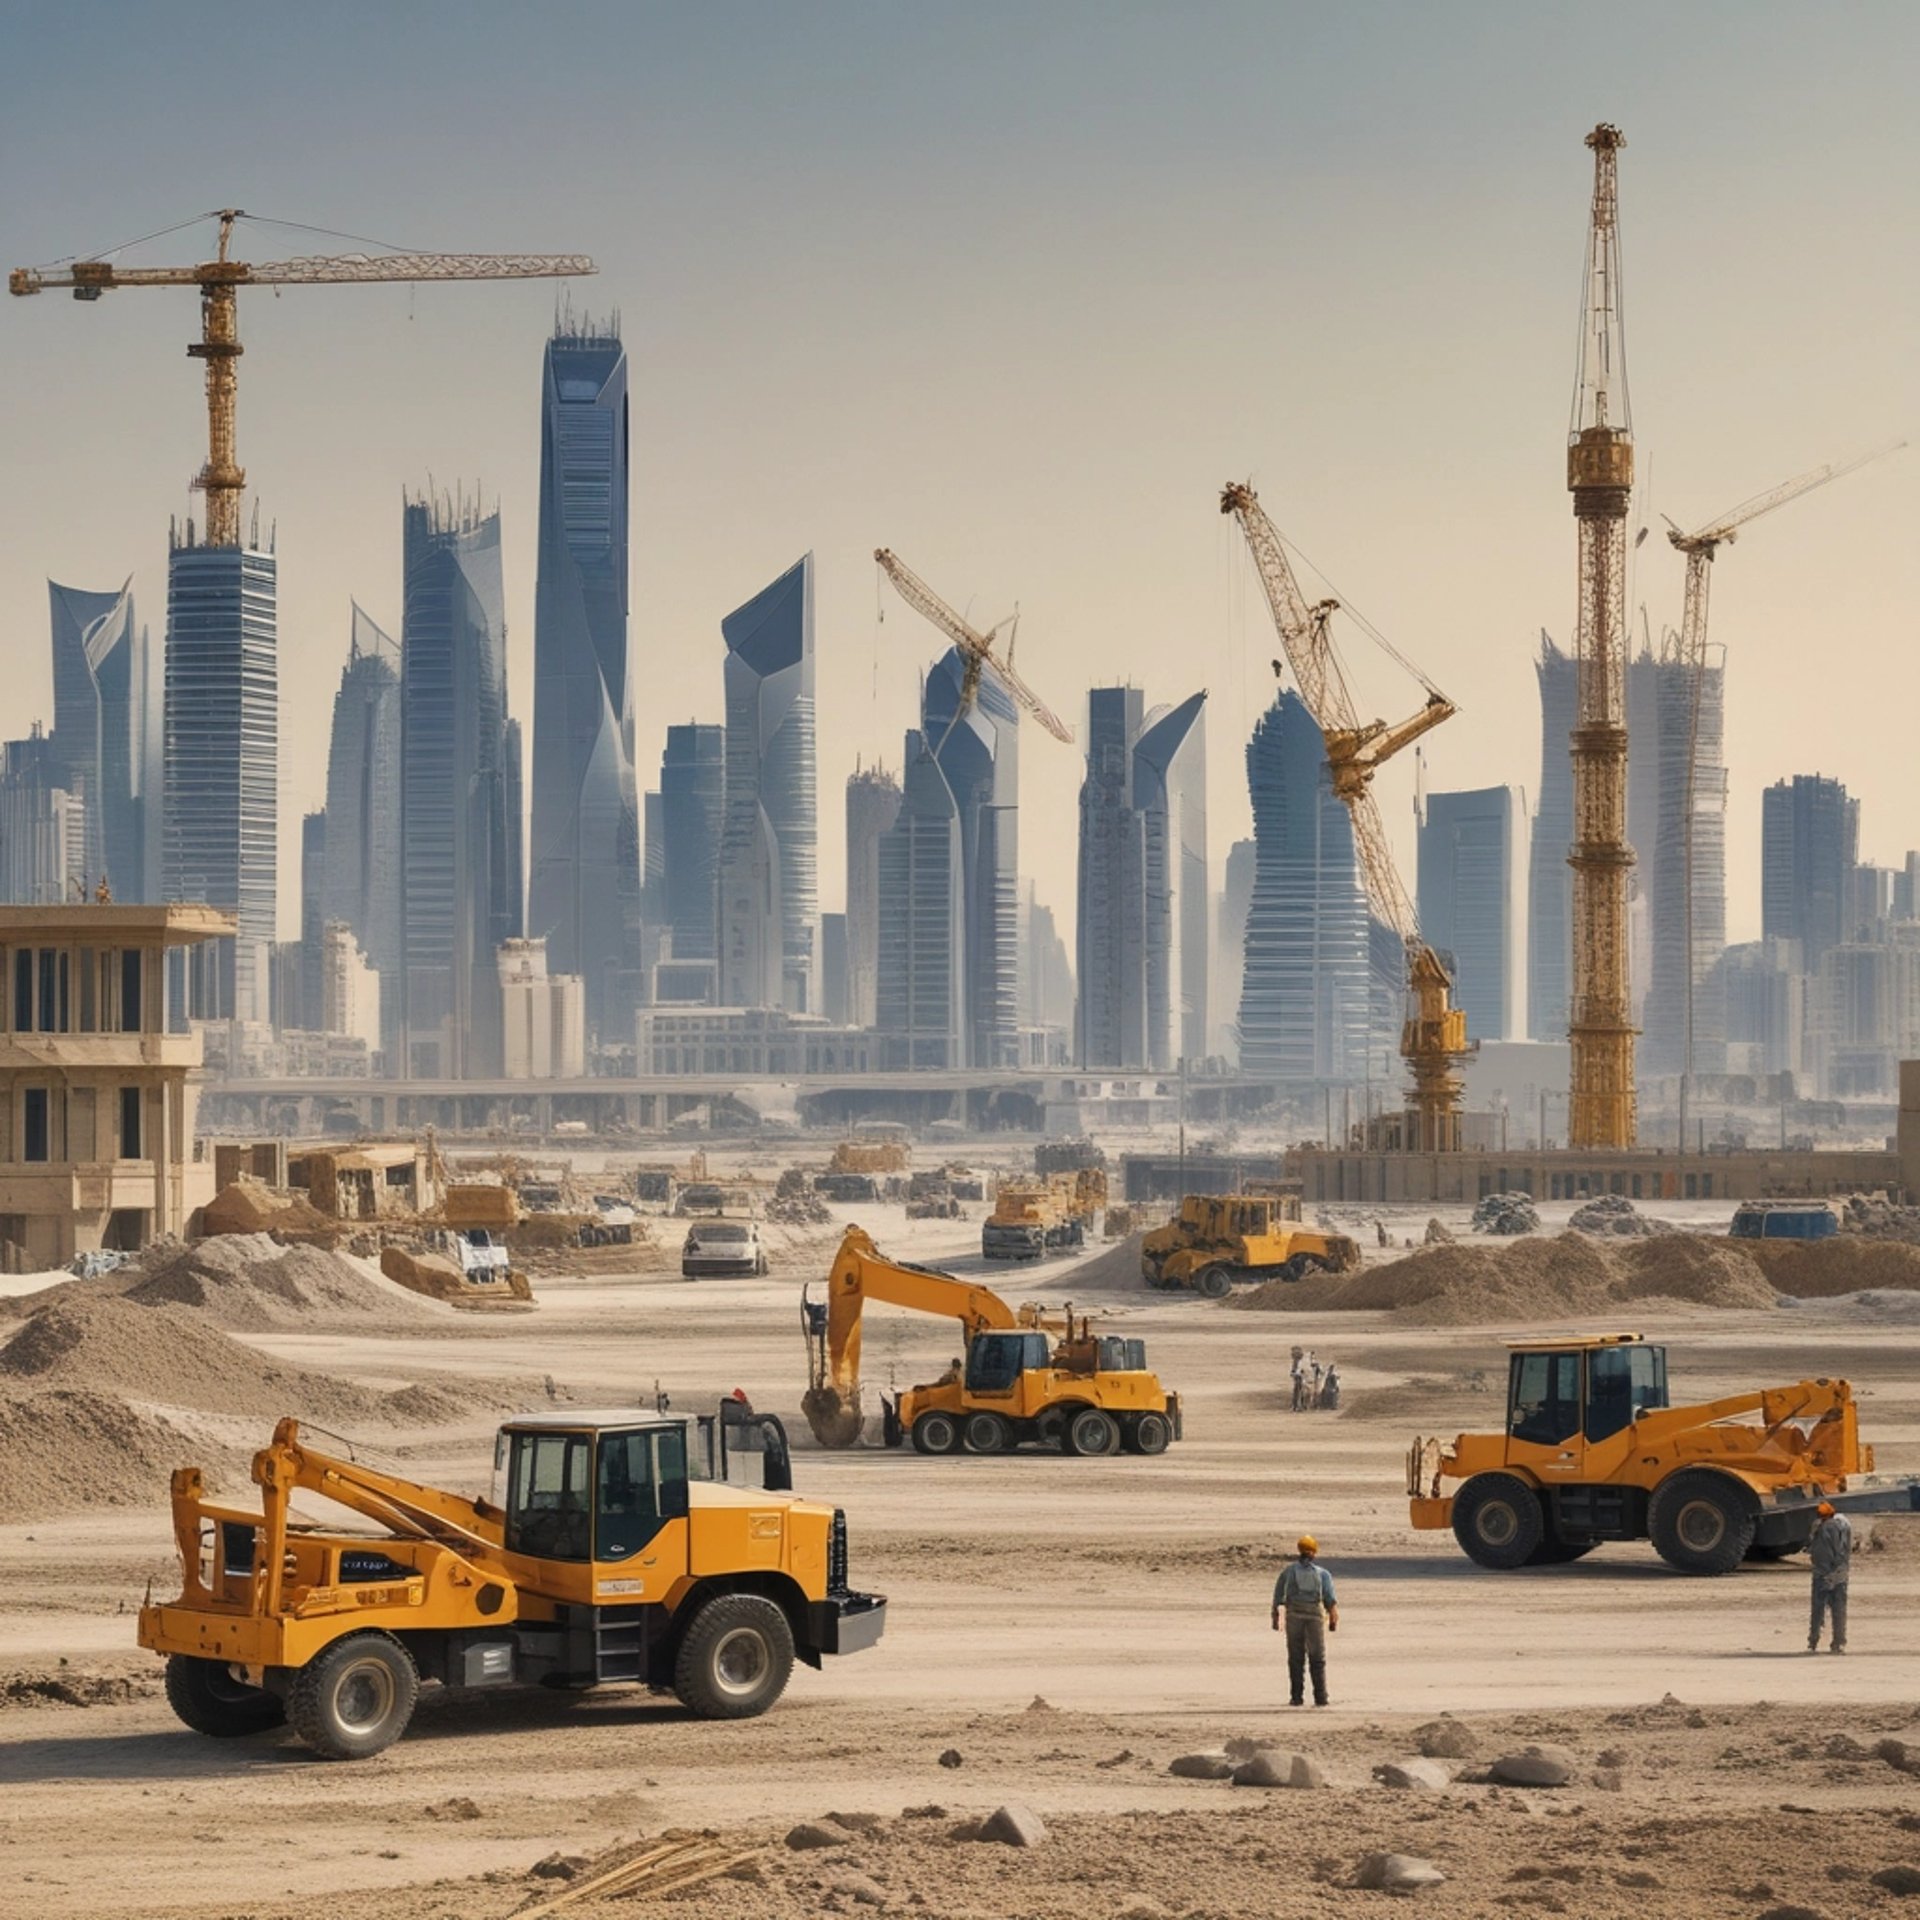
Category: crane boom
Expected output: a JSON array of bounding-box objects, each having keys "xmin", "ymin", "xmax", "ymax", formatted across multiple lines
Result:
[
  {"xmin": 9, "ymin": 209, "xmax": 594, "ymax": 548},
  {"xmin": 1221, "ymin": 479, "xmax": 1470, "ymax": 1149}
]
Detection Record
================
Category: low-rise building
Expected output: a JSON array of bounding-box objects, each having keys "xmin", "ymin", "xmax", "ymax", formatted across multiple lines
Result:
[
  {"xmin": 0, "ymin": 902, "xmax": 231, "ymax": 1268},
  {"xmin": 636, "ymin": 1004, "xmax": 873, "ymax": 1078}
]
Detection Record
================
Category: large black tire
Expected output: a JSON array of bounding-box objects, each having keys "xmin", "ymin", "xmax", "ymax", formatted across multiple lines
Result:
[
  {"xmin": 1744, "ymin": 1539, "xmax": 1802, "ymax": 1563},
  {"xmin": 1452, "ymin": 1473, "xmax": 1546, "ymax": 1570},
  {"xmin": 164, "ymin": 1655, "xmax": 286, "ymax": 1739},
  {"xmin": 1196, "ymin": 1266, "xmax": 1233, "ymax": 1299},
  {"xmin": 910, "ymin": 1410, "xmax": 961, "ymax": 1455},
  {"xmin": 1650, "ymin": 1470, "xmax": 1757, "ymax": 1575},
  {"xmin": 287, "ymin": 1632, "xmax": 417, "ymax": 1760},
  {"xmin": 1129, "ymin": 1411, "xmax": 1173, "ymax": 1456},
  {"xmin": 1063, "ymin": 1406, "xmax": 1121, "ymax": 1457},
  {"xmin": 964, "ymin": 1410, "xmax": 1011, "ymax": 1454},
  {"xmin": 672, "ymin": 1593, "xmax": 794, "ymax": 1719}
]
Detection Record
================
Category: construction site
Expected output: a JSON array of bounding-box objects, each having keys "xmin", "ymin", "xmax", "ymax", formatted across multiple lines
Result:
[{"xmin": 2, "ymin": 94, "xmax": 1918, "ymax": 1920}]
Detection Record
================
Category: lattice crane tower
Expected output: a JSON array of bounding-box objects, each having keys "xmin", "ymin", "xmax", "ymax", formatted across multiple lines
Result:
[{"xmin": 1565, "ymin": 125, "xmax": 1637, "ymax": 1150}]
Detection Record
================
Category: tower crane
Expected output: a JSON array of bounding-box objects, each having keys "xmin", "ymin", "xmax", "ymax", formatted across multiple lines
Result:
[
  {"xmin": 873, "ymin": 548, "xmax": 1074, "ymax": 749},
  {"xmin": 1564, "ymin": 123, "xmax": 1638, "ymax": 1151},
  {"xmin": 1658, "ymin": 439, "xmax": 1902, "ymax": 1137},
  {"xmin": 1220, "ymin": 481, "xmax": 1471, "ymax": 1151},
  {"xmin": 10, "ymin": 210, "xmax": 594, "ymax": 549}
]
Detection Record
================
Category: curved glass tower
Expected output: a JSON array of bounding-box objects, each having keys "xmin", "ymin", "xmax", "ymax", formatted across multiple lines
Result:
[
  {"xmin": 49, "ymin": 575, "xmax": 149, "ymax": 901},
  {"xmin": 526, "ymin": 319, "xmax": 637, "ymax": 1042},
  {"xmin": 1133, "ymin": 690, "xmax": 1208, "ymax": 1069}
]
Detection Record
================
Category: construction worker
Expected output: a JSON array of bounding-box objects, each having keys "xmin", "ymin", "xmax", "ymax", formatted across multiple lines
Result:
[
  {"xmin": 1270, "ymin": 1534, "xmax": 1338, "ymax": 1707},
  {"xmin": 1809, "ymin": 1501, "xmax": 1852, "ymax": 1654},
  {"xmin": 1289, "ymin": 1346, "xmax": 1307, "ymax": 1412},
  {"xmin": 1319, "ymin": 1362, "xmax": 1341, "ymax": 1412}
]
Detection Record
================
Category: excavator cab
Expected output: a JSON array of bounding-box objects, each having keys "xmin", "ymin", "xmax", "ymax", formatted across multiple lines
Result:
[{"xmin": 1505, "ymin": 1338, "xmax": 1669, "ymax": 1459}]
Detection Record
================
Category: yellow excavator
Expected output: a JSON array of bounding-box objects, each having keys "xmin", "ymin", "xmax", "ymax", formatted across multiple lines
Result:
[
  {"xmin": 802, "ymin": 1226, "xmax": 1181, "ymax": 1458},
  {"xmin": 1408, "ymin": 1332, "xmax": 1920, "ymax": 1574},
  {"xmin": 139, "ymin": 1403, "xmax": 884, "ymax": 1759}
]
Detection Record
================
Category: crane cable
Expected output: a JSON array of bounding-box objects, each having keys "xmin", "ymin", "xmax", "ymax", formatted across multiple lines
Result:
[{"xmin": 1275, "ymin": 529, "xmax": 1448, "ymax": 703}]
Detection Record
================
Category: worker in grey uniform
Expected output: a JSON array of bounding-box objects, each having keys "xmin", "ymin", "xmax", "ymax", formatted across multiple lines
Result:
[
  {"xmin": 1808, "ymin": 1500, "xmax": 1851, "ymax": 1653},
  {"xmin": 1270, "ymin": 1533, "xmax": 1339, "ymax": 1706}
]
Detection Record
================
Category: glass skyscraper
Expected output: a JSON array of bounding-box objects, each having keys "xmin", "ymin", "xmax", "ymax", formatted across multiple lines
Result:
[
  {"xmin": 844, "ymin": 762, "xmax": 902, "ymax": 1031},
  {"xmin": 925, "ymin": 647, "xmax": 1018, "ymax": 1067},
  {"xmin": 399, "ymin": 495, "xmax": 519, "ymax": 1077},
  {"xmin": 1417, "ymin": 785, "xmax": 1518, "ymax": 1043},
  {"xmin": 163, "ymin": 531, "xmax": 278, "ymax": 1021},
  {"xmin": 1133, "ymin": 691, "xmax": 1208, "ymax": 1070},
  {"xmin": 1237, "ymin": 688, "xmax": 1371, "ymax": 1087},
  {"xmin": 716, "ymin": 555, "xmax": 817, "ymax": 1010},
  {"xmin": 321, "ymin": 605, "xmax": 403, "ymax": 1047},
  {"xmin": 875, "ymin": 731, "xmax": 966, "ymax": 1067},
  {"xmin": 660, "ymin": 722, "xmax": 725, "ymax": 966},
  {"xmin": 526, "ymin": 318, "xmax": 638, "ymax": 1041},
  {"xmin": 49, "ymin": 576, "xmax": 153, "ymax": 901},
  {"xmin": 1076, "ymin": 685, "xmax": 1147, "ymax": 1068}
]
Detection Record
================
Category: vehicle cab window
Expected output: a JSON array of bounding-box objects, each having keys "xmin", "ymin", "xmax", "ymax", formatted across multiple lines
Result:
[
  {"xmin": 1586, "ymin": 1344, "xmax": 1666, "ymax": 1440},
  {"xmin": 505, "ymin": 1431, "xmax": 592, "ymax": 1562},
  {"xmin": 595, "ymin": 1426, "xmax": 692, "ymax": 1561},
  {"xmin": 1509, "ymin": 1351, "xmax": 1581, "ymax": 1447}
]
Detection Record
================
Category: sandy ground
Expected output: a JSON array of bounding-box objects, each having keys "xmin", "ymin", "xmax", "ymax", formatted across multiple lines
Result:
[{"xmin": 3, "ymin": 1199, "xmax": 1918, "ymax": 1919}]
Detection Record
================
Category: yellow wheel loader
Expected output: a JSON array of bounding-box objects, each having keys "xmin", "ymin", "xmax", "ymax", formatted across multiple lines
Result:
[
  {"xmin": 1408, "ymin": 1332, "xmax": 1920, "ymax": 1574},
  {"xmin": 802, "ymin": 1226, "xmax": 1181, "ymax": 1458},
  {"xmin": 1141, "ymin": 1192, "xmax": 1360, "ymax": 1296},
  {"xmin": 140, "ymin": 1404, "xmax": 885, "ymax": 1759}
]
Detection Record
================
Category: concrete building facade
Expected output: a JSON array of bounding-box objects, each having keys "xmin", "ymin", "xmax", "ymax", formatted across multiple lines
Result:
[
  {"xmin": 498, "ymin": 937, "xmax": 586, "ymax": 1081},
  {"xmin": 0, "ymin": 730, "xmax": 86, "ymax": 906},
  {"xmin": 525, "ymin": 318, "xmax": 639, "ymax": 1042}
]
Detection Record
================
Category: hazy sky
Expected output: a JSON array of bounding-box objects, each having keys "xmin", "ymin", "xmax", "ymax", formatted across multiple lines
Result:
[{"xmin": 3, "ymin": 2, "xmax": 1915, "ymax": 959}]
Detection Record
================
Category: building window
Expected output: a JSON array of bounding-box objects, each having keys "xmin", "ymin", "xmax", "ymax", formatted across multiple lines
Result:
[
  {"xmin": 78, "ymin": 949, "xmax": 97, "ymax": 1032},
  {"xmin": 11, "ymin": 950, "xmax": 29, "ymax": 1033},
  {"xmin": 120, "ymin": 950, "xmax": 144, "ymax": 1033},
  {"xmin": 23, "ymin": 1089, "xmax": 49, "ymax": 1163},
  {"xmin": 37, "ymin": 949, "xmax": 57, "ymax": 1032},
  {"xmin": 121, "ymin": 1087, "xmax": 143, "ymax": 1160}
]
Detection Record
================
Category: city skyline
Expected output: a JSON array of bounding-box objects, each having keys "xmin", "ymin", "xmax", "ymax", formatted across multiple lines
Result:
[{"xmin": 4, "ymin": 6, "xmax": 1914, "ymax": 966}]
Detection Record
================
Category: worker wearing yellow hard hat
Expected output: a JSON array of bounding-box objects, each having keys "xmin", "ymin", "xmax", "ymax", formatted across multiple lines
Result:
[{"xmin": 1270, "ymin": 1533, "xmax": 1339, "ymax": 1707}]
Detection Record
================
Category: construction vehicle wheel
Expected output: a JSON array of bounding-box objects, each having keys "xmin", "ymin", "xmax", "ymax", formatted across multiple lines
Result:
[
  {"xmin": 1525, "ymin": 1535, "xmax": 1596, "ymax": 1565},
  {"xmin": 1744, "ymin": 1540, "xmax": 1801, "ymax": 1562},
  {"xmin": 1196, "ymin": 1266, "xmax": 1233, "ymax": 1299},
  {"xmin": 163, "ymin": 1655, "xmax": 285, "ymax": 1739},
  {"xmin": 1063, "ymin": 1406, "xmax": 1120, "ymax": 1457},
  {"xmin": 672, "ymin": 1593, "xmax": 794, "ymax": 1719},
  {"xmin": 911, "ymin": 1411, "xmax": 961, "ymax": 1455},
  {"xmin": 963, "ymin": 1411, "xmax": 1011, "ymax": 1454},
  {"xmin": 1650, "ymin": 1471, "xmax": 1756, "ymax": 1575},
  {"xmin": 1129, "ymin": 1411, "xmax": 1173, "ymax": 1456},
  {"xmin": 1451, "ymin": 1473, "xmax": 1545, "ymax": 1569},
  {"xmin": 289, "ymin": 1632, "xmax": 417, "ymax": 1760}
]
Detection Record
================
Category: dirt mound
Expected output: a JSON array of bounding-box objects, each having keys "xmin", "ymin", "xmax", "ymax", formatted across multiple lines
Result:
[
  {"xmin": 1745, "ymin": 1237, "xmax": 1920, "ymax": 1297},
  {"xmin": 125, "ymin": 1234, "xmax": 440, "ymax": 1329},
  {"xmin": 1056, "ymin": 1232, "xmax": 1147, "ymax": 1295},
  {"xmin": 1229, "ymin": 1230, "xmax": 1775, "ymax": 1325},
  {"xmin": 0, "ymin": 1389, "xmax": 244, "ymax": 1520}
]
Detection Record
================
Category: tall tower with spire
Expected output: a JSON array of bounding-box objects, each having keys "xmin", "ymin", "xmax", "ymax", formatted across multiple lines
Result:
[{"xmin": 1565, "ymin": 123, "xmax": 1637, "ymax": 1149}]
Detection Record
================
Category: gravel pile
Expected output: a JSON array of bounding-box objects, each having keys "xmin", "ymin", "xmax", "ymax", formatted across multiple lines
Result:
[
  {"xmin": 1471, "ymin": 1192, "xmax": 1540, "ymax": 1236},
  {"xmin": 1567, "ymin": 1194, "xmax": 1675, "ymax": 1236}
]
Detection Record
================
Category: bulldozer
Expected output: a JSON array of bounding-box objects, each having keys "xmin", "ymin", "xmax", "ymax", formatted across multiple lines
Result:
[
  {"xmin": 982, "ymin": 1168, "xmax": 1105, "ymax": 1261},
  {"xmin": 1141, "ymin": 1191, "xmax": 1360, "ymax": 1296},
  {"xmin": 139, "ymin": 1403, "xmax": 885, "ymax": 1759},
  {"xmin": 1408, "ymin": 1332, "xmax": 1920, "ymax": 1574},
  {"xmin": 802, "ymin": 1226, "xmax": 1180, "ymax": 1458}
]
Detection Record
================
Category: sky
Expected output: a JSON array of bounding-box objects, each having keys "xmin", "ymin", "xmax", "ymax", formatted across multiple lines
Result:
[{"xmin": 2, "ymin": 1, "xmax": 1915, "ymax": 964}]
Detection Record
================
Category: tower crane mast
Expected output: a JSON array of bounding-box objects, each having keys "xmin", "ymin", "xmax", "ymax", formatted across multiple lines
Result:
[
  {"xmin": 1564, "ymin": 124, "xmax": 1638, "ymax": 1151},
  {"xmin": 1220, "ymin": 481, "xmax": 1470, "ymax": 1151},
  {"xmin": 10, "ymin": 209, "xmax": 594, "ymax": 549}
]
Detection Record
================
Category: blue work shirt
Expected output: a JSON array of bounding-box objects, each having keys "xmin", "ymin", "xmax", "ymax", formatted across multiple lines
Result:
[{"xmin": 1273, "ymin": 1559, "xmax": 1337, "ymax": 1617}]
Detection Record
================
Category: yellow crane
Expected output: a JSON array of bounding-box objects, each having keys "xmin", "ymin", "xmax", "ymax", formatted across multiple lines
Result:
[
  {"xmin": 10, "ymin": 209, "xmax": 594, "ymax": 548},
  {"xmin": 873, "ymin": 547, "xmax": 1074, "ymax": 747},
  {"xmin": 1564, "ymin": 123, "xmax": 1638, "ymax": 1151},
  {"xmin": 1220, "ymin": 480, "xmax": 1470, "ymax": 1151},
  {"xmin": 1658, "ymin": 441, "xmax": 1902, "ymax": 1138}
]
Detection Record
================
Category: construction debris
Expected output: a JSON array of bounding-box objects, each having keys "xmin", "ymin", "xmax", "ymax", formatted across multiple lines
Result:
[
  {"xmin": 1471, "ymin": 1192, "xmax": 1541, "ymax": 1236},
  {"xmin": 1568, "ymin": 1193, "xmax": 1673, "ymax": 1237}
]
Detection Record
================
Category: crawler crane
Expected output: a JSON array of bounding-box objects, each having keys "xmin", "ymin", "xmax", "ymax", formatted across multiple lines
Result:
[{"xmin": 1221, "ymin": 480, "xmax": 1470, "ymax": 1150}]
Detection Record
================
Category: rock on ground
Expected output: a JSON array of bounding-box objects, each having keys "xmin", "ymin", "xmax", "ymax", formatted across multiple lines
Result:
[
  {"xmin": 1231, "ymin": 1750, "xmax": 1326, "ymax": 1788},
  {"xmin": 827, "ymin": 1871, "xmax": 889, "ymax": 1907},
  {"xmin": 1373, "ymin": 1758, "xmax": 1450, "ymax": 1790},
  {"xmin": 1355, "ymin": 1852, "xmax": 1448, "ymax": 1894},
  {"xmin": 785, "ymin": 1823, "xmax": 843, "ymax": 1851},
  {"xmin": 1414, "ymin": 1718, "xmax": 1480, "ymax": 1759},
  {"xmin": 1490, "ymin": 1744, "xmax": 1577, "ymax": 1787},
  {"xmin": 1168, "ymin": 1751, "xmax": 1235, "ymax": 1779},
  {"xmin": 977, "ymin": 1804, "xmax": 1047, "ymax": 1847}
]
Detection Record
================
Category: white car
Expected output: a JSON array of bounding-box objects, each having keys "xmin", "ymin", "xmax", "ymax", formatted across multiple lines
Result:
[{"xmin": 681, "ymin": 1220, "xmax": 768, "ymax": 1279}]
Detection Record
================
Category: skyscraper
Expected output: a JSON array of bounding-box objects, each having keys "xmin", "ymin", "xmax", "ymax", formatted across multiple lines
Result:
[
  {"xmin": 925, "ymin": 648, "xmax": 1019, "ymax": 1067},
  {"xmin": 1214, "ymin": 837, "xmax": 1257, "ymax": 1063},
  {"xmin": 1762, "ymin": 774, "xmax": 1859, "ymax": 976},
  {"xmin": 875, "ymin": 732, "xmax": 966, "ymax": 1068},
  {"xmin": 297, "ymin": 808, "xmax": 327, "ymax": 1032},
  {"xmin": 163, "ymin": 525, "xmax": 278, "ymax": 1022},
  {"xmin": 1644, "ymin": 652, "xmax": 1727, "ymax": 1078},
  {"xmin": 844, "ymin": 762, "xmax": 902, "ymax": 1030},
  {"xmin": 1526, "ymin": 632, "xmax": 1576, "ymax": 1041},
  {"xmin": 0, "ymin": 728, "xmax": 85, "ymax": 905},
  {"xmin": 399, "ymin": 494, "xmax": 517, "ymax": 1078},
  {"xmin": 1238, "ymin": 689, "xmax": 1371, "ymax": 1088},
  {"xmin": 320, "ymin": 606, "xmax": 404, "ymax": 1045},
  {"xmin": 1133, "ymin": 691, "xmax": 1208, "ymax": 1068},
  {"xmin": 526, "ymin": 317, "xmax": 638, "ymax": 1041},
  {"xmin": 49, "ymin": 577, "xmax": 152, "ymax": 900},
  {"xmin": 716, "ymin": 556, "xmax": 817, "ymax": 1010},
  {"xmin": 1417, "ymin": 785, "xmax": 1519, "ymax": 1043},
  {"xmin": 1075, "ymin": 686, "xmax": 1146, "ymax": 1068},
  {"xmin": 660, "ymin": 723, "xmax": 725, "ymax": 968}
]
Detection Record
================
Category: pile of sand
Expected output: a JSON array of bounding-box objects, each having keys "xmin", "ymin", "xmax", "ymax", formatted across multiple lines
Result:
[
  {"xmin": 1229, "ymin": 1230, "xmax": 1776, "ymax": 1325},
  {"xmin": 1742, "ymin": 1236, "xmax": 1920, "ymax": 1297},
  {"xmin": 125, "ymin": 1234, "xmax": 441, "ymax": 1329},
  {"xmin": 1052, "ymin": 1233, "xmax": 1147, "ymax": 1296},
  {"xmin": 0, "ymin": 1389, "xmax": 234, "ymax": 1521}
]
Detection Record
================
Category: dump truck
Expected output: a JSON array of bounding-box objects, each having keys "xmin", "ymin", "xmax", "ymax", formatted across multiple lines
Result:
[
  {"xmin": 1407, "ymin": 1331, "xmax": 1920, "ymax": 1574},
  {"xmin": 1141, "ymin": 1192, "xmax": 1360, "ymax": 1296},
  {"xmin": 982, "ymin": 1168, "xmax": 1105, "ymax": 1261},
  {"xmin": 140, "ymin": 1404, "xmax": 885, "ymax": 1759},
  {"xmin": 801, "ymin": 1226, "xmax": 1180, "ymax": 1458}
]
